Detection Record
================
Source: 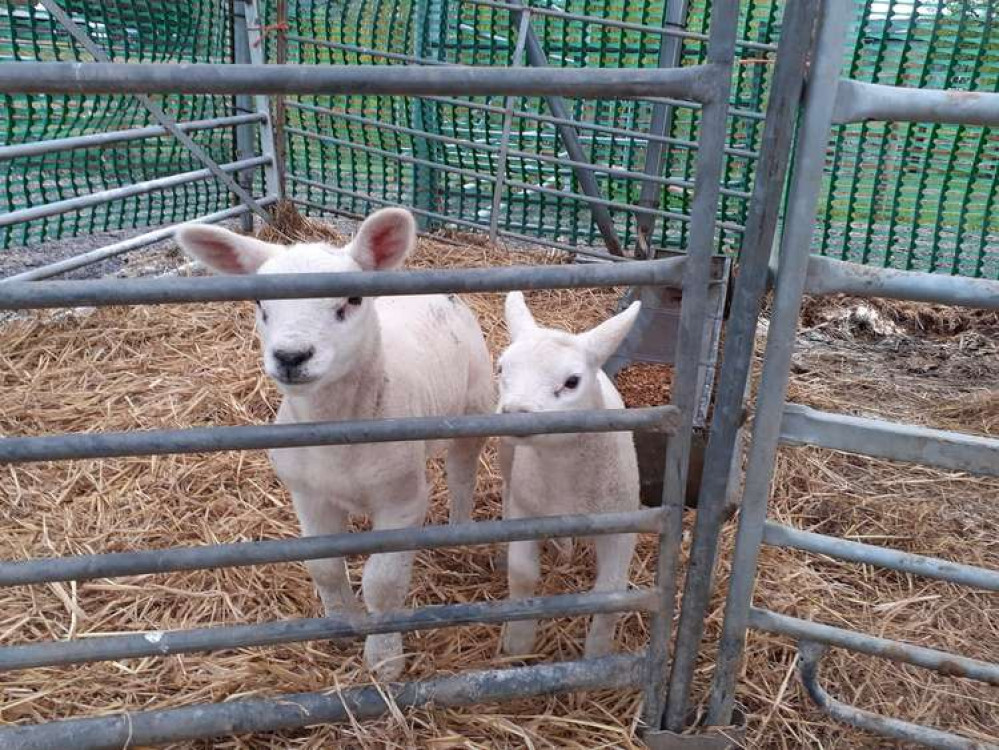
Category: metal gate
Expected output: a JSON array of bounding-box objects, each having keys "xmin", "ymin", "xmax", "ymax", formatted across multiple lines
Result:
[
  {"xmin": 663, "ymin": 2, "xmax": 999, "ymax": 748},
  {"xmin": 0, "ymin": 0, "xmax": 747, "ymax": 746}
]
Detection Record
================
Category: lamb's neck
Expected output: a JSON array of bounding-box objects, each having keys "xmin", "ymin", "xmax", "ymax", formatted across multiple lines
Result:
[{"xmin": 283, "ymin": 326, "xmax": 387, "ymax": 422}]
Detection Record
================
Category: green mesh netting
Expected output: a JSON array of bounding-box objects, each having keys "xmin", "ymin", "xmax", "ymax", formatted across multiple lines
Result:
[{"xmin": 0, "ymin": 0, "xmax": 239, "ymax": 249}]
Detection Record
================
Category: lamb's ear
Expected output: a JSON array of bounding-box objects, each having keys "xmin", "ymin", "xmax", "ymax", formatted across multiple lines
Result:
[
  {"xmin": 504, "ymin": 291, "xmax": 537, "ymax": 341},
  {"xmin": 580, "ymin": 301, "xmax": 641, "ymax": 367},
  {"xmin": 349, "ymin": 208, "xmax": 416, "ymax": 271},
  {"xmin": 174, "ymin": 225, "xmax": 280, "ymax": 275}
]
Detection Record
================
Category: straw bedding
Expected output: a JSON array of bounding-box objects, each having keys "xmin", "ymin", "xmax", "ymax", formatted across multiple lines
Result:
[{"xmin": 1, "ymin": 210, "xmax": 996, "ymax": 748}]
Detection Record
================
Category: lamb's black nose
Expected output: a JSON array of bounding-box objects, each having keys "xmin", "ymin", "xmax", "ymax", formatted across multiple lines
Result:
[{"xmin": 273, "ymin": 348, "xmax": 315, "ymax": 369}]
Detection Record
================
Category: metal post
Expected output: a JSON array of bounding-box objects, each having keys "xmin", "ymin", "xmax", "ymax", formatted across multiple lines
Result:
[
  {"xmin": 489, "ymin": 9, "xmax": 532, "ymax": 243},
  {"xmin": 634, "ymin": 0, "xmax": 689, "ymax": 259},
  {"xmin": 231, "ymin": 0, "xmax": 255, "ymax": 232},
  {"xmin": 244, "ymin": 0, "xmax": 283, "ymax": 202},
  {"xmin": 654, "ymin": 0, "xmax": 821, "ymax": 731},
  {"xmin": 704, "ymin": 0, "xmax": 854, "ymax": 726},
  {"xmin": 643, "ymin": 0, "xmax": 740, "ymax": 731}
]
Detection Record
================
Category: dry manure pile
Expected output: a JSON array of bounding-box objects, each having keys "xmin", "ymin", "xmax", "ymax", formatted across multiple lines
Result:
[{"xmin": 2, "ymin": 212, "xmax": 995, "ymax": 748}]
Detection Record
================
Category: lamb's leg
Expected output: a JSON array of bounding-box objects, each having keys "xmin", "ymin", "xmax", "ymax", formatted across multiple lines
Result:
[
  {"xmin": 291, "ymin": 492, "xmax": 359, "ymax": 615},
  {"xmin": 584, "ymin": 532, "xmax": 637, "ymax": 658},
  {"xmin": 362, "ymin": 483, "xmax": 427, "ymax": 681},
  {"xmin": 494, "ymin": 440, "xmax": 515, "ymax": 574},
  {"xmin": 445, "ymin": 436, "xmax": 485, "ymax": 525},
  {"xmin": 501, "ymin": 537, "xmax": 541, "ymax": 656}
]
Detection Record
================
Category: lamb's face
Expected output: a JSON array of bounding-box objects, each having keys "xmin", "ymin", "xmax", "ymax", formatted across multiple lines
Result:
[
  {"xmin": 497, "ymin": 292, "xmax": 641, "ymax": 445},
  {"xmin": 252, "ymin": 246, "xmax": 375, "ymax": 392},
  {"xmin": 175, "ymin": 208, "xmax": 415, "ymax": 396}
]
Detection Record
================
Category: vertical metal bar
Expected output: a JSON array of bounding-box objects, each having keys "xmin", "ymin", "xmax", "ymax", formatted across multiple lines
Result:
[
  {"xmin": 35, "ymin": 0, "xmax": 274, "ymax": 227},
  {"xmin": 273, "ymin": 0, "xmax": 289, "ymax": 195},
  {"xmin": 642, "ymin": 0, "xmax": 740, "ymax": 730},
  {"xmin": 489, "ymin": 10, "xmax": 532, "ymax": 243},
  {"xmin": 516, "ymin": 17, "xmax": 624, "ymax": 257},
  {"xmin": 703, "ymin": 0, "xmax": 854, "ymax": 726},
  {"xmin": 232, "ymin": 0, "xmax": 256, "ymax": 232},
  {"xmin": 410, "ymin": 0, "xmax": 440, "ymax": 229},
  {"xmin": 655, "ymin": 0, "xmax": 821, "ymax": 729},
  {"xmin": 635, "ymin": 0, "xmax": 689, "ymax": 259},
  {"xmin": 244, "ymin": 0, "xmax": 282, "ymax": 202}
]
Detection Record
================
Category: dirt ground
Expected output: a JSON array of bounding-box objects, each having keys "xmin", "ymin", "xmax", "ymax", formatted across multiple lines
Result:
[{"xmin": 0, "ymin": 217, "xmax": 995, "ymax": 748}]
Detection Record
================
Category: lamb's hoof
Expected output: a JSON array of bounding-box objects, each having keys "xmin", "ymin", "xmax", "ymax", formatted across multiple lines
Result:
[
  {"xmin": 365, "ymin": 633, "xmax": 405, "ymax": 681},
  {"xmin": 583, "ymin": 635, "xmax": 614, "ymax": 659},
  {"xmin": 501, "ymin": 621, "xmax": 537, "ymax": 657}
]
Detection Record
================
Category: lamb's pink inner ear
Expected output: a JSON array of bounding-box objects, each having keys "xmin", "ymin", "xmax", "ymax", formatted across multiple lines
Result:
[
  {"xmin": 352, "ymin": 208, "xmax": 415, "ymax": 271},
  {"xmin": 175, "ymin": 226, "xmax": 275, "ymax": 275}
]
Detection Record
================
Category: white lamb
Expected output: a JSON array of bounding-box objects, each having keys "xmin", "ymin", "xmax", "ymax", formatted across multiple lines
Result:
[
  {"xmin": 496, "ymin": 292, "xmax": 642, "ymax": 658},
  {"xmin": 175, "ymin": 208, "xmax": 493, "ymax": 680}
]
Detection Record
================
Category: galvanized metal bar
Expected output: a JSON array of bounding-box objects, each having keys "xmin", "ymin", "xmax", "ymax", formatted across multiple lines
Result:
[
  {"xmin": 0, "ymin": 255, "xmax": 686, "ymax": 309},
  {"xmin": 0, "ymin": 156, "xmax": 269, "ymax": 230},
  {"xmin": 798, "ymin": 643, "xmax": 999, "ymax": 750},
  {"xmin": 287, "ymin": 193, "xmax": 631, "ymax": 263},
  {"xmin": 243, "ymin": 0, "xmax": 283, "ymax": 201},
  {"xmin": 0, "ymin": 508, "xmax": 664, "ymax": 587},
  {"xmin": 634, "ymin": 0, "xmax": 689, "ymax": 258},
  {"xmin": 751, "ymin": 609, "xmax": 999, "ymax": 686},
  {"xmin": 491, "ymin": 9, "xmax": 533, "ymax": 243},
  {"xmin": 0, "ymin": 62, "xmax": 718, "ymax": 100},
  {"xmin": 286, "ymin": 103, "xmax": 751, "ymax": 198},
  {"xmin": 763, "ymin": 522, "xmax": 999, "ymax": 592},
  {"xmin": 648, "ymin": 0, "xmax": 741, "ymax": 731},
  {"xmin": 0, "ymin": 406, "xmax": 678, "ymax": 464},
  {"xmin": 702, "ymin": 0, "xmax": 854, "ymax": 728},
  {"xmin": 36, "ymin": 0, "xmax": 275, "ymax": 226},
  {"xmin": 0, "ymin": 114, "xmax": 264, "ymax": 162},
  {"xmin": 0, "ymin": 590, "xmax": 657, "ymax": 672},
  {"xmin": 699, "ymin": 0, "xmax": 819, "ymax": 724},
  {"xmin": 805, "ymin": 256, "xmax": 999, "ymax": 310},
  {"xmin": 833, "ymin": 78, "xmax": 999, "ymax": 127},
  {"xmin": 516, "ymin": 9, "xmax": 623, "ymax": 256},
  {"xmin": 232, "ymin": 0, "xmax": 258, "ymax": 232},
  {"xmin": 780, "ymin": 404, "xmax": 999, "ymax": 477},
  {"xmin": 3, "ymin": 199, "xmax": 278, "ymax": 282},
  {"xmin": 288, "ymin": 162, "xmax": 744, "ymax": 231},
  {"xmin": 0, "ymin": 652, "xmax": 648, "ymax": 750},
  {"xmin": 463, "ymin": 0, "xmax": 777, "ymax": 52}
]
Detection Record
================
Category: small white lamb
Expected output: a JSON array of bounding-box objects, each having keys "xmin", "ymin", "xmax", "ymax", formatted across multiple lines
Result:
[
  {"xmin": 175, "ymin": 208, "xmax": 493, "ymax": 680},
  {"xmin": 496, "ymin": 292, "xmax": 642, "ymax": 658}
]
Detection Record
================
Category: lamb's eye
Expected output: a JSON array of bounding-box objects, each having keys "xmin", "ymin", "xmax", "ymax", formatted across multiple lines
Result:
[
  {"xmin": 335, "ymin": 306, "xmax": 347, "ymax": 322},
  {"xmin": 348, "ymin": 296, "xmax": 362, "ymax": 306},
  {"xmin": 563, "ymin": 375, "xmax": 580, "ymax": 390}
]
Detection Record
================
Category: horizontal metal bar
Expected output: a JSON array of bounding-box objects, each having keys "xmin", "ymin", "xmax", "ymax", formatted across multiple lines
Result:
[
  {"xmin": 834, "ymin": 78, "xmax": 999, "ymax": 127},
  {"xmin": 0, "ymin": 113, "xmax": 265, "ymax": 162},
  {"xmin": 286, "ymin": 110, "xmax": 752, "ymax": 199},
  {"xmin": 805, "ymin": 256, "xmax": 999, "ymax": 310},
  {"xmin": 780, "ymin": 404, "xmax": 999, "ymax": 477},
  {"xmin": 3, "ymin": 199, "xmax": 278, "ymax": 282},
  {"xmin": 798, "ymin": 642, "xmax": 996, "ymax": 750},
  {"xmin": 286, "ymin": 128, "xmax": 696, "ymax": 223},
  {"xmin": 0, "ymin": 250, "xmax": 686, "ymax": 310},
  {"xmin": 0, "ymin": 406, "xmax": 678, "ymax": 464},
  {"xmin": 0, "ymin": 62, "xmax": 717, "ymax": 101},
  {"xmin": 464, "ymin": 0, "xmax": 777, "ymax": 52},
  {"xmin": 0, "ymin": 508, "xmax": 664, "ymax": 586},
  {"xmin": 750, "ymin": 608, "xmax": 999, "ymax": 686},
  {"xmin": 0, "ymin": 156, "xmax": 270, "ymax": 229},
  {"xmin": 763, "ymin": 522, "xmax": 999, "ymax": 592},
  {"xmin": 0, "ymin": 651, "xmax": 647, "ymax": 750},
  {"xmin": 287, "ymin": 194, "xmax": 628, "ymax": 263},
  {"xmin": 0, "ymin": 589, "xmax": 656, "ymax": 671}
]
